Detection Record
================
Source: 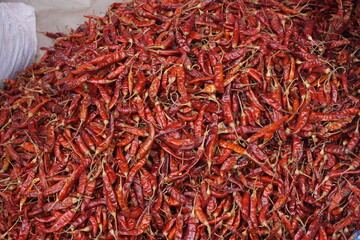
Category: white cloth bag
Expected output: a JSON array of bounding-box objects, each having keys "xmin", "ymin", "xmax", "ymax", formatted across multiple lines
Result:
[{"xmin": 0, "ymin": 2, "xmax": 36, "ymax": 82}]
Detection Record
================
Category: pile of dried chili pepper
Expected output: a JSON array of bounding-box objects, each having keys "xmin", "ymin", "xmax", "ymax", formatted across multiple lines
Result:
[{"xmin": 0, "ymin": 0, "xmax": 359, "ymax": 239}]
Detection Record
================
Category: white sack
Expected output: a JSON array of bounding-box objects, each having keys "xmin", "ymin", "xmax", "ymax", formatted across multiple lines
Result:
[{"xmin": 0, "ymin": 2, "xmax": 36, "ymax": 82}]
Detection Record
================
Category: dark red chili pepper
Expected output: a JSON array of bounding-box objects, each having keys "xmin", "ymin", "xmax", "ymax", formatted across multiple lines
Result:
[
  {"xmin": 42, "ymin": 208, "xmax": 77, "ymax": 233},
  {"xmin": 302, "ymin": 214, "xmax": 322, "ymax": 240},
  {"xmin": 58, "ymin": 159, "xmax": 90, "ymax": 201}
]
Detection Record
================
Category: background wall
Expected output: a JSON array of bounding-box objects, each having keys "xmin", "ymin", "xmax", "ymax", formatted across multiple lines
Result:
[{"xmin": 1, "ymin": 0, "xmax": 129, "ymax": 60}]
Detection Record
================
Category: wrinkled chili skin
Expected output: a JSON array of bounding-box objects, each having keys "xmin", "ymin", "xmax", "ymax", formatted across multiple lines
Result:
[{"xmin": 0, "ymin": 0, "xmax": 359, "ymax": 239}]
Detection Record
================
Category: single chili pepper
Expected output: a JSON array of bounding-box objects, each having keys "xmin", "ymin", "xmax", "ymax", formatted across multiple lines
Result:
[
  {"xmin": 183, "ymin": 212, "xmax": 197, "ymax": 240},
  {"xmin": 74, "ymin": 135, "xmax": 90, "ymax": 156},
  {"xmin": 273, "ymin": 195, "xmax": 288, "ymax": 211},
  {"xmin": 58, "ymin": 159, "xmax": 89, "ymax": 201},
  {"xmin": 28, "ymin": 99, "xmax": 52, "ymax": 117},
  {"xmin": 42, "ymin": 179, "xmax": 66, "ymax": 197},
  {"xmin": 103, "ymin": 163, "xmax": 116, "ymax": 185},
  {"xmin": 79, "ymin": 180, "xmax": 96, "ymax": 211},
  {"xmin": 102, "ymin": 171, "xmax": 119, "ymax": 216},
  {"xmin": 136, "ymin": 123, "xmax": 155, "ymax": 159},
  {"xmin": 117, "ymin": 213, "xmax": 151, "ymax": 236},
  {"xmin": 70, "ymin": 209, "xmax": 94, "ymax": 230},
  {"xmin": 247, "ymin": 115, "xmax": 289, "ymax": 142},
  {"xmin": 175, "ymin": 29, "xmax": 191, "ymax": 53},
  {"xmin": 117, "ymin": 125, "xmax": 136, "ymax": 141},
  {"xmin": 302, "ymin": 214, "xmax": 322, "ymax": 240},
  {"xmin": 293, "ymin": 228, "xmax": 306, "ymax": 240},
  {"xmin": 293, "ymin": 105, "xmax": 311, "ymax": 134},
  {"xmin": 182, "ymin": 14, "xmax": 195, "ymax": 36},
  {"xmin": 213, "ymin": 63, "xmax": 225, "ymax": 93},
  {"xmin": 42, "ymin": 208, "xmax": 77, "ymax": 233},
  {"xmin": 239, "ymin": 191, "xmax": 250, "ymax": 222},
  {"xmin": 16, "ymin": 170, "xmax": 36, "ymax": 199},
  {"xmin": 18, "ymin": 210, "xmax": 31, "ymax": 240},
  {"xmin": 34, "ymin": 215, "xmax": 57, "ymax": 223},
  {"xmin": 260, "ymin": 183, "xmax": 273, "ymax": 207},
  {"xmin": 218, "ymin": 140, "xmax": 247, "ymax": 155},
  {"xmin": 194, "ymin": 194, "xmax": 210, "ymax": 231},
  {"xmin": 144, "ymin": 106, "xmax": 157, "ymax": 125},
  {"xmin": 257, "ymin": 203, "xmax": 270, "ymax": 228},
  {"xmin": 248, "ymin": 190, "xmax": 259, "ymax": 228},
  {"xmin": 219, "ymin": 156, "xmax": 237, "ymax": 178},
  {"xmin": 94, "ymin": 114, "xmax": 114, "ymax": 155}
]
